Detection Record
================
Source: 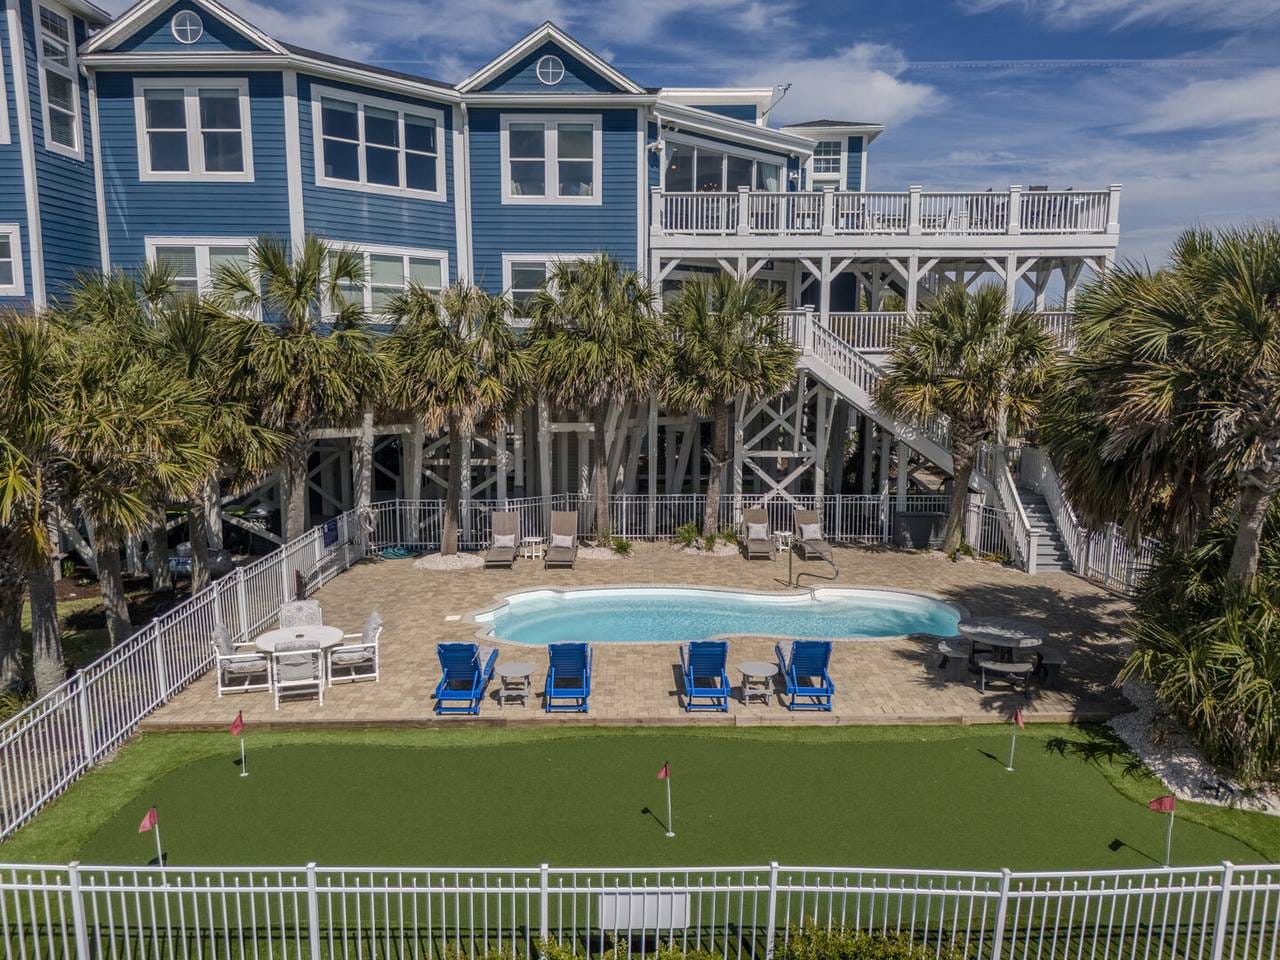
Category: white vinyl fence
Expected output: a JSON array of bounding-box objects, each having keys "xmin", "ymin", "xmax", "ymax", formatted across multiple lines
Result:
[{"xmin": 1, "ymin": 860, "xmax": 1276, "ymax": 959}]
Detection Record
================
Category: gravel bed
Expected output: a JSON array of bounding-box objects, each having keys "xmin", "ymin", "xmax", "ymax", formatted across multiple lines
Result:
[
  {"xmin": 411, "ymin": 552, "xmax": 485, "ymax": 571},
  {"xmin": 1108, "ymin": 680, "xmax": 1279, "ymax": 815},
  {"xmin": 678, "ymin": 542, "xmax": 741, "ymax": 557},
  {"xmin": 578, "ymin": 546, "xmax": 626, "ymax": 561}
]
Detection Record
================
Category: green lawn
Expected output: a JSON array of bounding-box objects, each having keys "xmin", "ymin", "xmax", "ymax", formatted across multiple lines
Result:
[{"xmin": 2, "ymin": 725, "xmax": 1275, "ymax": 870}]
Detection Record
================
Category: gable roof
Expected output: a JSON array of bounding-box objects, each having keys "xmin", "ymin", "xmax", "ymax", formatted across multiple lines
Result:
[
  {"xmin": 82, "ymin": 0, "xmax": 287, "ymax": 55},
  {"xmin": 280, "ymin": 42, "xmax": 453, "ymax": 90},
  {"xmin": 62, "ymin": 0, "xmax": 112, "ymax": 28},
  {"xmin": 785, "ymin": 119, "xmax": 883, "ymax": 129},
  {"xmin": 456, "ymin": 21, "xmax": 645, "ymax": 95}
]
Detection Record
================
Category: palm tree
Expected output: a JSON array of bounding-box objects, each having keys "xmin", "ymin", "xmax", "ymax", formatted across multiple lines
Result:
[
  {"xmin": 526, "ymin": 255, "xmax": 667, "ymax": 542},
  {"xmin": 1040, "ymin": 225, "xmax": 1280, "ymax": 585},
  {"xmin": 664, "ymin": 274, "xmax": 798, "ymax": 539},
  {"xmin": 211, "ymin": 236, "xmax": 390, "ymax": 541},
  {"xmin": 382, "ymin": 284, "xmax": 531, "ymax": 555},
  {"xmin": 875, "ymin": 284, "xmax": 1056, "ymax": 555}
]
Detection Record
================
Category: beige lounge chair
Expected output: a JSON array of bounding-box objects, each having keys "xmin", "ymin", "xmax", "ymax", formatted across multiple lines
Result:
[
  {"xmin": 545, "ymin": 511, "xmax": 579, "ymax": 569},
  {"xmin": 742, "ymin": 508, "xmax": 775, "ymax": 560},
  {"xmin": 485, "ymin": 511, "xmax": 519, "ymax": 569},
  {"xmin": 793, "ymin": 508, "xmax": 833, "ymax": 561}
]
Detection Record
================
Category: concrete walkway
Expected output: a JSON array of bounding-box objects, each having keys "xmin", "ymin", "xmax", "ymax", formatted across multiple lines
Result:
[{"xmin": 143, "ymin": 542, "xmax": 1132, "ymax": 730}]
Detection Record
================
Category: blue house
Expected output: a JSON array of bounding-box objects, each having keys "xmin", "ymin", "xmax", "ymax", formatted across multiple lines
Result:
[{"xmin": 0, "ymin": 0, "xmax": 1123, "ymax": 553}]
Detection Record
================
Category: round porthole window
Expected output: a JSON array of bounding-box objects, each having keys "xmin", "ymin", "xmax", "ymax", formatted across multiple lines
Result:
[
  {"xmin": 170, "ymin": 10, "xmax": 204, "ymax": 44},
  {"xmin": 536, "ymin": 54, "xmax": 565, "ymax": 86}
]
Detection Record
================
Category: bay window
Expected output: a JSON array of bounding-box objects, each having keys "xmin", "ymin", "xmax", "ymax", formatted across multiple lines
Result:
[
  {"xmin": 135, "ymin": 80, "xmax": 253, "ymax": 180},
  {"xmin": 501, "ymin": 115, "xmax": 601, "ymax": 204}
]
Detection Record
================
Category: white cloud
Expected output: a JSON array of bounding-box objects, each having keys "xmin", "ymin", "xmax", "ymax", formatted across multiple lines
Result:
[
  {"xmin": 737, "ymin": 43, "xmax": 940, "ymax": 125},
  {"xmin": 1127, "ymin": 67, "xmax": 1280, "ymax": 133},
  {"xmin": 959, "ymin": 0, "xmax": 1280, "ymax": 29}
]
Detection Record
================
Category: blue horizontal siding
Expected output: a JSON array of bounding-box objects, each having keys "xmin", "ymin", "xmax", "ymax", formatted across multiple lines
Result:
[
  {"xmin": 690, "ymin": 103, "xmax": 757, "ymax": 123},
  {"xmin": 297, "ymin": 74, "xmax": 457, "ymax": 280},
  {"xmin": 479, "ymin": 41, "xmax": 622, "ymax": 94},
  {"xmin": 468, "ymin": 106, "xmax": 638, "ymax": 293},
  {"xmin": 846, "ymin": 136, "xmax": 863, "ymax": 191},
  {"xmin": 32, "ymin": 5, "xmax": 99, "ymax": 300},
  {"xmin": 96, "ymin": 69, "xmax": 291, "ymax": 269},
  {"xmin": 114, "ymin": 0, "xmax": 265, "ymax": 53},
  {"xmin": 0, "ymin": 0, "xmax": 31, "ymax": 305}
]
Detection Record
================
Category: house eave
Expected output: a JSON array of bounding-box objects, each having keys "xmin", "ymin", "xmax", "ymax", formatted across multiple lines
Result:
[
  {"xmin": 81, "ymin": 0, "xmax": 288, "ymax": 54},
  {"xmin": 654, "ymin": 102, "xmax": 815, "ymax": 156}
]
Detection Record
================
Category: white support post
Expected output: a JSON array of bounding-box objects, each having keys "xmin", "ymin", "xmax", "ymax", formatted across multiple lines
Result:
[
  {"xmin": 353, "ymin": 410, "xmax": 374, "ymax": 555},
  {"xmin": 68, "ymin": 862, "xmax": 91, "ymax": 960},
  {"xmin": 814, "ymin": 386, "xmax": 829, "ymax": 499},
  {"xmin": 860, "ymin": 418, "xmax": 874, "ymax": 494},
  {"xmin": 907, "ymin": 185, "xmax": 922, "ymax": 235},
  {"xmin": 818, "ymin": 256, "xmax": 831, "ymax": 331},
  {"xmin": 1209, "ymin": 862, "xmax": 1236, "ymax": 960},
  {"xmin": 405, "ymin": 422, "xmax": 424, "ymax": 502},
  {"xmin": 235, "ymin": 567, "xmax": 249, "ymax": 641},
  {"xmin": 895, "ymin": 441, "xmax": 908, "ymax": 511},
  {"xmin": 153, "ymin": 628, "xmax": 169, "ymax": 700},
  {"xmin": 765, "ymin": 861, "xmax": 780, "ymax": 960},
  {"xmin": 1106, "ymin": 184, "xmax": 1122, "ymax": 235},
  {"xmin": 1005, "ymin": 253, "xmax": 1019, "ymax": 312},
  {"xmin": 495, "ymin": 421, "xmax": 508, "ymax": 503},
  {"xmin": 904, "ymin": 254, "xmax": 920, "ymax": 317},
  {"xmin": 306, "ymin": 862, "xmax": 322, "ymax": 960},
  {"xmin": 989, "ymin": 868, "xmax": 1013, "ymax": 960},
  {"xmin": 647, "ymin": 398, "xmax": 658, "ymax": 536},
  {"xmin": 76, "ymin": 672, "xmax": 94, "ymax": 764},
  {"xmin": 539, "ymin": 863, "xmax": 551, "ymax": 943},
  {"xmin": 737, "ymin": 185, "xmax": 750, "ymax": 236},
  {"xmin": 650, "ymin": 186, "xmax": 663, "ymax": 236},
  {"xmin": 821, "ymin": 185, "xmax": 835, "ymax": 236},
  {"xmin": 1007, "ymin": 185, "xmax": 1023, "ymax": 235},
  {"xmin": 877, "ymin": 429, "xmax": 891, "ymax": 492},
  {"xmin": 537, "ymin": 396, "xmax": 552, "ymax": 525}
]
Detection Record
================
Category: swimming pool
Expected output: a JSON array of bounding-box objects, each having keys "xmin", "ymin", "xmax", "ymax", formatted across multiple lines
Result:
[{"xmin": 473, "ymin": 587, "xmax": 962, "ymax": 645}]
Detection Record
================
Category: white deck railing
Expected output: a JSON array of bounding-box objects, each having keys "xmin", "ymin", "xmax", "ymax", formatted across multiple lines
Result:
[
  {"xmin": 819, "ymin": 311, "xmax": 1076, "ymax": 354},
  {"xmin": 0, "ymin": 860, "xmax": 1274, "ymax": 959},
  {"xmin": 653, "ymin": 185, "xmax": 1120, "ymax": 240}
]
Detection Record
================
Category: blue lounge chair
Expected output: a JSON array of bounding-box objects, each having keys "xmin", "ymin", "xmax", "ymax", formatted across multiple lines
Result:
[
  {"xmin": 680, "ymin": 640, "xmax": 730, "ymax": 712},
  {"xmin": 776, "ymin": 640, "xmax": 835, "ymax": 711},
  {"xmin": 544, "ymin": 642, "xmax": 591, "ymax": 713},
  {"xmin": 433, "ymin": 643, "xmax": 497, "ymax": 715}
]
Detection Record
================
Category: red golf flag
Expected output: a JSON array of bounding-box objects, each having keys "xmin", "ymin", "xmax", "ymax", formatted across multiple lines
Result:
[
  {"xmin": 138, "ymin": 807, "xmax": 157, "ymax": 833},
  {"xmin": 1013, "ymin": 708, "xmax": 1024, "ymax": 729},
  {"xmin": 1148, "ymin": 795, "xmax": 1176, "ymax": 813},
  {"xmin": 657, "ymin": 761, "xmax": 669, "ymax": 780},
  {"xmin": 229, "ymin": 711, "xmax": 244, "ymax": 737}
]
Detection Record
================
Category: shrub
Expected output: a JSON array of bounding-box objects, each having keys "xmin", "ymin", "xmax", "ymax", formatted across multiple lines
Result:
[
  {"xmin": 674, "ymin": 522, "xmax": 700, "ymax": 548},
  {"xmin": 538, "ymin": 941, "xmax": 719, "ymax": 960},
  {"xmin": 777, "ymin": 926, "xmax": 967, "ymax": 960},
  {"xmin": 1121, "ymin": 503, "xmax": 1280, "ymax": 783},
  {"xmin": 611, "ymin": 537, "xmax": 633, "ymax": 557},
  {"xmin": 717, "ymin": 527, "xmax": 740, "ymax": 546}
]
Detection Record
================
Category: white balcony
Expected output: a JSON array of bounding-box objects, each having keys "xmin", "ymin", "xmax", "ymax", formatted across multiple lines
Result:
[{"xmin": 650, "ymin": 185, "xmax": 1121, "ymax": 252}]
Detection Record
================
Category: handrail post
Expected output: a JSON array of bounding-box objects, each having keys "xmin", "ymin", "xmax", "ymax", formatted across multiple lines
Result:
[
  {"xmin": 1027, "ymin": 529, "xmax": 1038, "ymax": 575},
  {"xmin": 75, "ymin": 672, "xmax": 94, "ymax": 766},
  {"xmin": 306, "ymin": 861, "xmax": 322, "ymax": 960},
  {"xmin": 737, "ymin": 185, "xmax": 750, "ymax": 236},
  {"xmin": 650, "ymin": 186, "xmax": 663, "ymax": 235},
  {"xmin": 1209, "ymin": 861, "xmax": 1235, "ymax": 960},
  {"xmin": 821, "ymin": 185, "xmax": 835, "ymax": 236},
  {"xmin": 989, "ymin": 868, "xmax": 1012, "ymax": 960},
  {"xmin": 764, "ymin": 861, "xmax": 780, "ymax": 959},
  {"xmin": 235, "ymin": 567, "xmax": 249, "ymax": 643},
  {"xmin": 68, "ymin": 861, "xmax": 92, "ymax": 960},
  {"xmin": 1007, "ymin": 185, "xmax": 1022, "ymax": 235},
  {"xmin": 539, "ymin": 863, "xmax": 550, "ymax": 943},
  {"xmin": 1106, "ymin": 184, "xmax": 1122, "ymax": 235},
  {"xmin": 907, "ymin": 185, "xmax": 922, "ymax": 235},
  {"xmin": 801, "ymin": 306, "xmax": 814, "ymax": 353}
]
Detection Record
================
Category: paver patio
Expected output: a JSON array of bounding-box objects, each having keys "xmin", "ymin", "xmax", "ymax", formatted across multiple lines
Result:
[{"xmin": 142, "ymin": 543, "xmax": 1133, "ymax": 729}]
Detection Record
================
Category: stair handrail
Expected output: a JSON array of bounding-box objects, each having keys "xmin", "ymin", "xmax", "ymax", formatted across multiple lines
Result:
[
  {"xmin": 980, "ymin": 442, "xmax": 1037, "ymax": 573},
  {"xmin": 1019, "ymin": 446, "xmax": 1085, "ymax": 572}
]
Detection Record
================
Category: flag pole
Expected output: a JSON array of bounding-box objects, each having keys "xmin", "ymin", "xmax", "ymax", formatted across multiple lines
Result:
[
  {"xmin": 665, "ymin": 763, "xmax": 674, "ymax": 838},
  {"xmin": 153, "ymin": 818, "xmax": 163, "ymax": 866},
  {"xmin": 1164, "ymin": 809, "xmax": 1174, "ymax": 866},
  {"xmin": 240, "ymin": 736, "xmax": 248, "ymax": 777},
  {"xmin": 1006, "ymin": 728, "xmax": 1016, "ymax": 772}
]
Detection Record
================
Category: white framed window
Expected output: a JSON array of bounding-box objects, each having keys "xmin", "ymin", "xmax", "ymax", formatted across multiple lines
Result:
[
  {"xmin": 810, "ymin": 139, "xmax": 844, "ymax": 189},
  {"xmin": 535, "ymin": 55, "xmax": 564, "ymax": 86},
  {"xmin": 134, "ymin": 79, "xmax": 254, "ymax": 181},
  {"xmin": 662, "ymin": 135, "xmax": 783, "ymax": 193},
  {"xmin": 145, "ymin": 237, "xmax": 254, "ymax": 294},
  {"xmin": 170, "ymin": 10, "xmax": 203, "ymax": 43},
  {"xmin": 500, "ymin": 114, "xmax": 601, "ymax": 205},
  {"xmin": 501, "ymin": 253, "xmax": 589, "ymax": 317},
  {"xmin": 37, "ymin": 3, "xmax": 81, "ymax": 159},
  {"xmin": 330, "ymin": 244, "xmax": 449, "ymax": 318},
  {"xmin": 0, "ymin": 226, "xmax": 26, "ymax": 297},
  {"xmin": 311, "ymin": 84, "xmax": 446, "ymax": 202}
]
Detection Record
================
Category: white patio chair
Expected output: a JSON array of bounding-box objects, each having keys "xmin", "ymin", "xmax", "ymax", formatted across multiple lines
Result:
[
  {"xmin": 211, "ymin": 624, "xmax": 270, "ymax": 697},
  {"xmin": 329, "ymin": 611, "xmax": 382, "ymax": 686},
  {"xmin": 272, "ymin": 639, "xmax": 324, "ymax": 709},
  {"xmin": 279, "ymin": 599, "xmax": 322, "ymax": 629}
]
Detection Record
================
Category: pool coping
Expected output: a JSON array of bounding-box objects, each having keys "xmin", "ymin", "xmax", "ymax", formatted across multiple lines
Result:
[{"xmin": 462, "ymin": 582, "xmax": 972, "ymax": 647}]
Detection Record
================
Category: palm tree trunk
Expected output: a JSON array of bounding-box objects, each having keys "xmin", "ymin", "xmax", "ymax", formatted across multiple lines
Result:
[
  {"xmin": 29, "ymin": 557, "xmax": 65, "ymax": 695},
  {"xmin": 441, "ymin": 413, "xmax": 466, "ymax": 556},
  {"xmin": 942, "ymin": 443, "xmax": 977, "ymax": 556},
  {"xmin": 1227, "ymin": 481, "xmax": 1276, "ymax": 585},
  {"xmin": 592, "ymin": 406, "xmax": 611, "ymax": 543},
  {"xmin": 189, "ymin": 496, "xmax": 211, "ymax": 593},
  {"xmin": 147, "ymin": 519, "xmax": 172, "ymax": 593},
  {"xmin": 284, "ymin": 445, "xmax": 309, "ymax": 542},
  {"xmin": 702, "ymin": 399, "xmax": 731, "ymax": 540},
  {"xmin": 0, "ymin": 548, "xmax": 24, "ymax": 693},
  {"xmin": 94, "ymin": 536, "xmax": 133, "ymax": 646}
]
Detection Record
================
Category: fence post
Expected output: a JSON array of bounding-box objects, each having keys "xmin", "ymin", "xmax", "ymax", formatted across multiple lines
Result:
[
  {"xmin": 67, "ymin": 861, "xmax": 92, "ymax": 960},
  {"xmin": 989, "ymin": 868, "xmax": 1012, "ymax": 960},
  {"xmin": 75, "ymin": 673, "xmax": 94, "ymax": 766},
  {"xmin": 306, "ymin": 861, "xmax": 322, "ymax": 960},
  {"xmin": 765, "ymin": 861, "xmax": 780, "ymax": 959},
  {"xmin": 153, "ymin": 628, "xmax": 170, "ymax": 701},
  {"xmin": 235, "ymin": 567, "xmax": 249, "ymax": 643},
  {"xmin": 539, "ymin": 862, "xmax": 550, "ymax": 943},
  {"xmin": 1209, "ymin": 862, "xmax": 1235, "ymax": 960}
]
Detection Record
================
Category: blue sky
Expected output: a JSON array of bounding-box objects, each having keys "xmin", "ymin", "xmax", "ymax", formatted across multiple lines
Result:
[{"xmin": 108, "ymin": 0, "xmax": 1280, "ymax": 262}]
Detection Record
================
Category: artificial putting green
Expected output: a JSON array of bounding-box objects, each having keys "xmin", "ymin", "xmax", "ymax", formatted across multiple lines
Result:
[{"xmin": 2, "ymin": 726, "xmax": 1275, "ymax": 869}]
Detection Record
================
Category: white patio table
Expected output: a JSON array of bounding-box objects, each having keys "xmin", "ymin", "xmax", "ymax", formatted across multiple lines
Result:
[{"xmin": 255, "ymin": 625, "xmax": 345, "ymax": 654}]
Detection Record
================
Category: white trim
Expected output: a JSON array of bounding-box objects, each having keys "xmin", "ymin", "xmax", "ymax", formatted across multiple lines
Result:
[
  {"xmin": 659, "ymin": 133, "xmax": 784, "ymax": 193},
  {"xmin": 143, "ymin": 234, "xmax": 255, "ymax": 290},
  {"xmin": 653, "ymin": 102, "xmax": 813, "ymax": 156},
  {"xmin": 0, "ymin": 225, "xmax": 28, "ymax": 297},
  {"xmin": 635, "ymin": 107, "xmax": 645, "ymax": 281},
  {"xmin": 8, "ymin": 7, "xmax": 44, "ymax": 306},
  {"xmin": 860, "ymin": 139, "xmax": 868, "ymax": 192},
  {"xmin": 309, "ymin": 83, "xmax": 447, "ymax": 203},
  {"xmin": 0, "ymin": 30, "xmax": 10, "ymax": 144},
  {"xmin": 499, "ymin": 113, "xmax": 601, "ymax": 206},
  {"xmin": 88, "ymin": 72, "xmax": 109, "ymax": 270},
  {"xmin": 35, "ymin": 2, "xmax": 83, "ymax": 160},
  {"xmin": 501, "ymin": 252, "xmax": 590, "ymax": 311},
  {"xmin": 662, "ymin": 129, "xmax": 787, "ymax": 167},
  {"xmin": 83, "ymin": 0, "xmax": 287, "ymax": 55},
  {"xmin": 456, "ymin": 22, "xmax": 645, "ymax": 95},
  {"xmin": 169, "ymin": 9, "xmax": 203, "ymax": 44},
  {"xmin": 282, "ymin": 69, "xmax": 304, "ymax": 252},
  {"xmin": 326, "ymin": 241, "xmax": 449, "ymax": 318},
  {"xmin": 807, "ymin": 137, "xmax": 845, "ymax": 191},
  {"xmin": 452, "ymin": 103, "xmax": 470, "ymax": 283},
  {"xmin": 133, "ymin": 77, "xmax": 254, "ymax": 181},
  {"xmin": 534, "ymin": 54, "xmax": 564, "ymax": 86}
]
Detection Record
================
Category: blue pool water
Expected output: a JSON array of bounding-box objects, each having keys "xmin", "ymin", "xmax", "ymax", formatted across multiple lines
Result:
[{"xmin": 477, "ymin": 588, "xmax": 961, "ymax": 645}]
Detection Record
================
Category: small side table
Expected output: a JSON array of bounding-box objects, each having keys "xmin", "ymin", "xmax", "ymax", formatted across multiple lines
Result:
[
  {"xmin": 739, "ymin": 661, "xmax": 779, "ymax": 705},
  {"xmin": 521, "ymin": 536, "xmax": 546, "ymax": 561},
  {"xmin": 774, "ymin": 531, "xmax": 794, "ymax": 554},
  {"xmin": 496, "ymin": 662, "xmax": 534, "ymax": 708}
]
